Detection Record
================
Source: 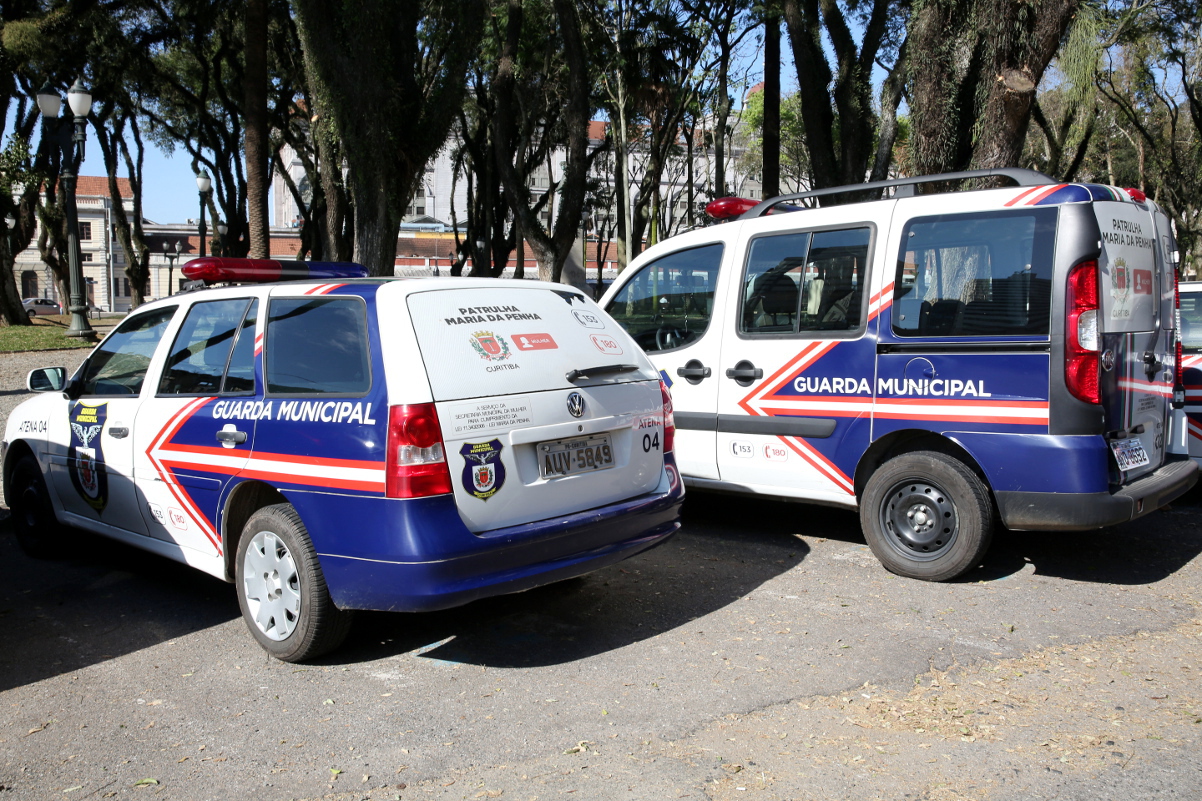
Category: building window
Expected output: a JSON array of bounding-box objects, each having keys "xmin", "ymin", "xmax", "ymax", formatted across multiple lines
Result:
[
  {"xmin": 81, "ymin": 252, "xmax": 93, "ymax": 262},
  {"xmin": 21, "ymin": 271, "xmax": 38, "ymax": 298},
  {"xmin": 117, "ymin": 277, "xmax": 131, "ymax": 297},
  {"xmin": 78, "ymin": 221, "xmax": 92, "ymax": 241}
]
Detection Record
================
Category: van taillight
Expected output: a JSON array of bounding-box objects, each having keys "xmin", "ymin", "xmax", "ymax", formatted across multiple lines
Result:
[
  {"xmin": 1066, "ymin": 260, "xmax": 1100, "ymax": 404},
  {"xmin": 386, "ymin": 404, "xmax": 452, "ymax": 498},
  {"xmin": 1174, "ymin": 268, "xmax": 1187, "ymax": 408},
  {"xmin": 660, "ymin": 379, "xmax": 676, "ymax": 453}
]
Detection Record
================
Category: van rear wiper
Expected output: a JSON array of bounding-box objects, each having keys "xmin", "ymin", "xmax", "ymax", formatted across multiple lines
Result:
[{"xmin": 566, "ymin": 363, "xmax": 641, "ymax": 383}]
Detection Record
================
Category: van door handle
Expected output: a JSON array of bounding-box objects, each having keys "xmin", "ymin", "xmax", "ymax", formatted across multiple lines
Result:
[
  {"xmin": 725, "ymin": 360, "xmax": 764, "ymax": 387},
  {"xmin": 216, "ymin": 427, "xmax": 247, "ymax": 446},
  {"xmin": 109, "ymin": 426, "xmax": 129, "ymax": 439},
  {"xmin": 676, "ymin": 360, "xmax": 712, "ymax": 384}
]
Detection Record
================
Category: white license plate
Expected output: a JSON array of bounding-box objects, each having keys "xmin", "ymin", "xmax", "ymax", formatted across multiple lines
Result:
[
  {"xmin": 1110, "ymin": 437, "xmax": 1151, "ymax": 471},
  {"xmin": 538, "ymin": 434, "xmax": 615, "ymax": 478}
]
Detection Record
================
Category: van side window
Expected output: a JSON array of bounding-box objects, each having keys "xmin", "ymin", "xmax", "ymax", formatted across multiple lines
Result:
[
  {"xmin": 741, "ymin": 227, "xmax": 871, "ymax": 335},
  {"xmin": 78, "ymin": 307, "xmax": 177, "ymax": 396},
  {"xmin": 605, "ymin": 243, "xmax": 722, "ymax": 352},
  {"xmin": 893, "ymin": 208, "xmax": 1056, "ymax": 337},
  {"xmin": 159, "ymin": 299, "xmax": 256, "ymax": 396},
  {"xmin": 265, "ymin": 297, "xmax": 371, "ymax": 395}
]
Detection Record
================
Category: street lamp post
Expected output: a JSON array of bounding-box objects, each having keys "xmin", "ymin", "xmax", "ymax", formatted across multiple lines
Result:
[
  {"xmin": 163, "ymin": 240, "xmax": 182, "ymax": 296},
  {"xmin": 196, "ymin": 170, "xmax": 212, "ymax": 257},
  {"xmin": 215, "ymin": 219, "xmax": 228, "ymax": 257},
  {"xmin": 36, "ymin": 79, "xmax": 96, "ymax": 341}
]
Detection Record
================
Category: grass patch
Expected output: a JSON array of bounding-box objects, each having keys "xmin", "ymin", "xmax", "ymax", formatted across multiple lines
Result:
[{"xmin": 0, "ymin": 316, "xmax": 100, "ymax": 353}]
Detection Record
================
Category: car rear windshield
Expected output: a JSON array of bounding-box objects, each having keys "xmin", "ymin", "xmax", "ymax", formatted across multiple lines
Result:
[
  {"xmin": 893, "ymin": 208, "xmax": 1057, "ymax": 338},
  {"xmin": 408, "ymin": 286, "xmax": 655, "ymax": 401}
]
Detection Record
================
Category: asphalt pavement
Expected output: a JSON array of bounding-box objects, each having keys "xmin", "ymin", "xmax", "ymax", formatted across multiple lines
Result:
[{"xmin": 1, "ymin": 345, "xmax": 1201, "ymax": 800}]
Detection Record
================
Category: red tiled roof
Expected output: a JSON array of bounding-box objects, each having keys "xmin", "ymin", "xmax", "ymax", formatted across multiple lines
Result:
[{"xmin": 75, "ymin": 176, "xmax": 134, "ymax": 199}]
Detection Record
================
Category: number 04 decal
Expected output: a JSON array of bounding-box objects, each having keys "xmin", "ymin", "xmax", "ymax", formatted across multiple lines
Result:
[{"xmin": 642, "ymin": 431, "xmax": 661, "ymax": 452}]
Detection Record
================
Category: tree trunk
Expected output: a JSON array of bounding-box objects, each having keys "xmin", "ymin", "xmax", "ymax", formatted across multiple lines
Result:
[
  {"xmin": 762, "ymin": 3, "xmax": 781, "ymax": 198},
  {"xmin": 244, "ymin": 0, "xmax": 271, "ymax": 258}
]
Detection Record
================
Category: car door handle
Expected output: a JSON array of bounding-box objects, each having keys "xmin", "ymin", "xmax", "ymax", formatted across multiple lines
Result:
[
  {"xmin": 109, "ymin": 426, "xmax": 129, "ymax": 439},
  {"xmin": 676, "ymin": 360, "xmax": 712, "ymax": 384},
  {"xmin": 725, "ymin": 360, "xmax": 764, "ymax": 386},
  {"xmin": 216, "ymin": 428, "xmax": 247, "ymax": 445}
]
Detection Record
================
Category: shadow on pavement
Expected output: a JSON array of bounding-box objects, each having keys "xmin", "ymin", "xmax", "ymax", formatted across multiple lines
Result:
[
  {"xmin": 331, "ymin": 491, "xmax": 811, "ymax": 667},
  {"xmin": 0, "ymin": 522, "xmax": 237, "ymax": 693},
  {"xmin": 967, "ymin": 482, "xmax": 1202, "ymax": 584}
]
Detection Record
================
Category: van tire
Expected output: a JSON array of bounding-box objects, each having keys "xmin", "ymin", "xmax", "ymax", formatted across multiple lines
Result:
[
  {"xmin": 235, "ymin": 503, "xmax": 352, "ymax": 662},
  {"xmin": 860, "ymin": 451, "xmax": 994, "ymax": 581}
]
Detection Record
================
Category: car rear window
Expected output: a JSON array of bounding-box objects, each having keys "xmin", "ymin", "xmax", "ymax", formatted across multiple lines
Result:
[
  {"xmin": 408, "ymin": 286, "xmax": 655, "ymax": 402},
  {"xmin": 265, "ymin": 297, "xmax": 371, "ymax": 395},
  {"xmin": 893, "ymin": 208, "xmax": 1056, "ymax": 338}
]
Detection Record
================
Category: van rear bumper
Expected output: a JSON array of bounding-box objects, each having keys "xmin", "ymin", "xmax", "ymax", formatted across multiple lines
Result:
[{"xmin": 996, "ymin": 455, "xmax": 1198, "ymax": 530}]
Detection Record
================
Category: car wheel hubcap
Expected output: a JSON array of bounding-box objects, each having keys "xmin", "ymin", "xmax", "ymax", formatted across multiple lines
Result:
[
  {"xmin": 243, "ymin": 531, "xmax": 301, "ymax": 641},
  {"xmin": 880, "ymin": 480, "xmax": 959, "ymax": 560}
]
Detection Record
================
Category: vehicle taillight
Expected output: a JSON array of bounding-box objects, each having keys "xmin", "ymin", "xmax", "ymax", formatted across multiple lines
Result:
[
  {"xmin": 1174, "ymin": 268, "xmax": 1187, "ymax": 408},
  {"xmin": 660, "ymin": 379, "xmax": 675, "ymax": 453},
  {"xmin": 1066, "ymin": 259, "xmax": 1100, "ymax": 405},
  {"xmin": 385, "ymin": 404, "xmax": 452, "ymax": 498}
]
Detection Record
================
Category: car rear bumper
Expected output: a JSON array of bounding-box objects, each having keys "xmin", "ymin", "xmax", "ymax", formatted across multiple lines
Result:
[
  {"xmin": 996, "ymin": 455, "xmax": 1198, "ymax": 530},
  {"xmin": 316, "ymin": 467, "xmax": 684, "ymax": 612}
]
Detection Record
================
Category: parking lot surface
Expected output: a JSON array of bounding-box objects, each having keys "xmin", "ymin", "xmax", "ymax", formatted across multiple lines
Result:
[
  {"xmin": 2, "ymin": 345, "xmax": 1201, "ymax": 800},
  {"xmin": 3, "ymin": 484, "xmax": 1202, "ymax": 800}
]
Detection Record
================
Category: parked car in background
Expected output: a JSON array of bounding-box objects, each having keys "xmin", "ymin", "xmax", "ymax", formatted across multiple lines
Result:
[{"xmin": 23, "ymin": 298, "xmax": 62, "ymax": 318}]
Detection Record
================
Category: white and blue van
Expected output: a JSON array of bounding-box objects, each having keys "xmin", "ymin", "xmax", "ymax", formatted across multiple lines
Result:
[{"xmin": 602, "ymin": 169, "xmax": 1194, "ymax": 581}]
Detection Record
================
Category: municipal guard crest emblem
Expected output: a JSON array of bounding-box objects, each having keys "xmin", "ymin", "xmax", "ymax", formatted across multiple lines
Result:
[
  {"xmin": 68, "ymin": 401, "xmax": 109, "ymax": 511},
  {"xmin": 460, "ymin": 439, "xmax": 506, "ymax": 500},
  {"xmin": 470, "ymin": 331, "xmax": 511, "ymax": 362}
]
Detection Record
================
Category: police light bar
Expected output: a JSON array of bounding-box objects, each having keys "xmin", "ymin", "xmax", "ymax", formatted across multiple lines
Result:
[
  {"xmin": 705, "ymin": 197, "xmax": 759, "ymax": 220},
  {"xmin": 1124, "ymin": 187, "xmax": 1147, "ymax": 203},
  {"xmin": 181, "ymin": 257, "xmax": 369, "ymax": 285},
  {"xmin": 704, "ymin": 196, "xmax": 804, "ymax": 221}
]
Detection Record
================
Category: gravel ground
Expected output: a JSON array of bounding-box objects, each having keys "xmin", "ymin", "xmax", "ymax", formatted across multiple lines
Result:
[{"xmin": 3, "ymin": 345, "xmax": 1201, "ymax": 800}]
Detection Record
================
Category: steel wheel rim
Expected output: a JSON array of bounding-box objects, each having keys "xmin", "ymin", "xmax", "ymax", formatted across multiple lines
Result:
[
  {"xmin": 879, "ymin": 478, "xmax": 959, "ymax": 562},
  {"xmin": 243, "ymin": 530, "xmax": 301, "ymax": 641}
]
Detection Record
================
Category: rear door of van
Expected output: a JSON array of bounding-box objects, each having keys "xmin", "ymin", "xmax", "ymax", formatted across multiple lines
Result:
[
  {"xmin": 406, "ymin": 285, "xmax": 666, "ymax": 533},
  {"xmin": 1095, "ymin": 199, "xmax": 1173, "ymax": 480}
]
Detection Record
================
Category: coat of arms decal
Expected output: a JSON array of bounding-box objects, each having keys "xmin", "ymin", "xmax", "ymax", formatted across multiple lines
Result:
[
  {"xmin": 470, "ymin": 331, "xmax": 512, "ymax": 362},
  {"xmin": 460, "ymin": 439, "xmax": 506, "ymax": 500}
]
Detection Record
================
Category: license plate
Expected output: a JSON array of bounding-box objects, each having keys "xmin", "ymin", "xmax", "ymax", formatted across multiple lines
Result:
[
  {"xmin": 1110, "ymin": 437, "xmax": 1151, "ymax": 471},
  {"xmin": 538, "ymin": 434, "xmax": 615, "ymax": 478}
]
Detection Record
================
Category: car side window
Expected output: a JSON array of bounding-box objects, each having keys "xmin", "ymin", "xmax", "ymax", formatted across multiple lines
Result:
[
  {"xmin": 159, "ymin": 298, "xmax": 257, "ymax": 396},
  {"xmin": 892, "ymin": 208, "xmax": 1056, "ymax": 337},
  {"xmin": 605, "ymin": 243, "xmax": 722, "ymax": 352},
  {"xmin": 741, "ymin": 227, "xmax": 871, "ymax": 335},
  {"xmin": 265, "ymin": 297, "xmax": 371, "ymax": 395},
  {"xmin": 78, "ymin": 307, "xmax": 177, "ymax": 396}
]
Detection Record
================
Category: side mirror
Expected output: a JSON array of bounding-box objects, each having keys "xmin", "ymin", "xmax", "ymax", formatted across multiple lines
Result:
[{"xmin": 27, "ymin": 367, "xmax": 67, "ymax": 393}]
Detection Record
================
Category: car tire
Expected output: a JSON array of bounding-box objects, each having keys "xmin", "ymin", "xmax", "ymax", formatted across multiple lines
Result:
[
  {"xmin": 860, "ymin": 450, "xmax": 994, "ymax": 582},
  {"xmin": 26, "ymin": 309, "xmax": 35, "ymax": 320},
  {"xmin": 9, "ymin": 455, "xmax": 63, "ymax": 559},
  {"xmin": 235, "ymin": 503, "xmax": 352, "ymax": 662}
]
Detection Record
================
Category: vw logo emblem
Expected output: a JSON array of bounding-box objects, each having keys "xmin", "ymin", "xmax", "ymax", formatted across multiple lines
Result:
[{"xmin": 566, "ymin": 391, "xmax": 586, "ymax": 418}]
